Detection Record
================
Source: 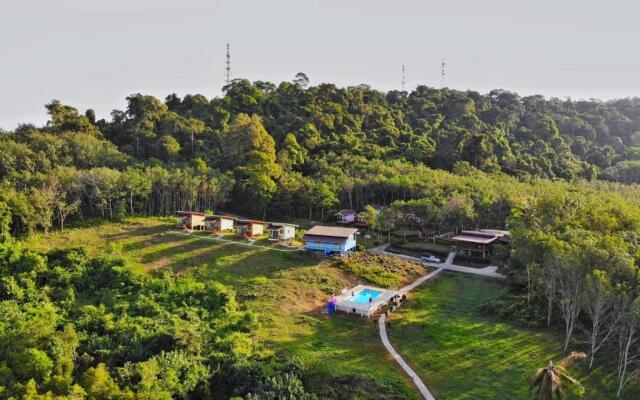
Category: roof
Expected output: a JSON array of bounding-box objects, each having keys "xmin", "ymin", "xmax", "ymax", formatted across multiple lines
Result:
[
  {"xmin": 480, "ymin": 229, "xmax": 510, "ymax": 237},
  {"xmin": 176, "ymin": 211, "xmax": 205, "ymax": 216},
  {"xmin": 335, "ymin": 209, "xmax": 356, "ymax": 216},
  {"xmin": 452, "ymin": 230, "xmax": 499, "ymax": 244},
  {"xmin": 204, "ymin": 215, "xmax": 236, "ymax": 221},
  {"xmin": 236, "ymin": 219, "xmax": 267, "ymax": 225},
  {"xmin": 267, "ymin": 222, "xmax": 299, "ymax": 229},
  {"xmin": 304, "ymin": 225, "xmax": 358, "ymax": 238}
]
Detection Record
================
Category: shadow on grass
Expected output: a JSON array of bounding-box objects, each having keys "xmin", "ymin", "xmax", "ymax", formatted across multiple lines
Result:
[{"xmin": 104, "ymin": 223, "xmax": 171, "ymax": 241}]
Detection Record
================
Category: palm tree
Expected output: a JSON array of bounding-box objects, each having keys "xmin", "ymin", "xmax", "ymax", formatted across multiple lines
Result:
[{"xmin": 530, "ymin": 352, "xmax": 587, "ymax": 400}]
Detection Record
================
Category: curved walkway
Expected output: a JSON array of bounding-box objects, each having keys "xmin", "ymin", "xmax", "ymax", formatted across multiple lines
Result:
[
  {"xmin": 379, "ymin": 314, "xmax": 436, "ymax": 400},
  {"xmin": 379, "ymin": 268, "xmax": 442, "ymax": 400}
]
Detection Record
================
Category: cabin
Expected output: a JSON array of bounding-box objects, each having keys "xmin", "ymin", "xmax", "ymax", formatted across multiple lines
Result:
[
  {"xmin": 204, "ymin": 215, "xmax": 236, "ymax": 233},
  {"xmin": 267, "ymin": 223, "xmax": 298, "ymax": 243},
  {"xmin": 354, "ymin": 205, "xmax": 383, "ymax": 227},
  {"xmin": 335, "ymin": 209, "xmax": 357, "ymax": 224},
  {"xmin": 451, "ymin": 229, "xmax": 510, "ymax": 258},
  {"xmin": 235, "ymin": 219, "xmax": 267, "ymax": 239},
  {"xmin": 303, "ymin": 225, "xmax": 358, "ymax": 255},
  {"xmin": 176, "ymin": 211, "xmax": 205, "ymax": 230}
]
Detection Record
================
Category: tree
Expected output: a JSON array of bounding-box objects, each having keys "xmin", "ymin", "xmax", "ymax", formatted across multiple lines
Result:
[
  {"xmin": 120, "ymin": 167, "xmax": 152, "ymax": 216},
  {"xmin": 292, "ymin": 72, "xmax": 310, "ymax": 88},
  {"xmin": 585, "ymin": 270, "xmax": 627, "ymax": 368},
  {"xmin": 52, "ymin": 167, "xmax": 82, "ymax": 232},
  {"xmin": 202, "ymin": 171, "xmax": 234, "ymax": 213},
  {"xmin": 616, "ymin": 297, "xmax": 640, "ymax": 397},
  {"xmin": 361, "ymin": 205, "xmax": 379, "ymax": 237},
  {"xmin": 530, "ymin": 352, "xmax": 586, "ymax": 400},
  {"xmin": 441, "ymin": 194, "xmax": 475, "ymax": 233},
  {"xmin": 85, "ymin": 168, "xmax": 123, "ymax": 219},
  {"xmin": 80, "ymin": 363, "xmax": 125, "ymax": 400},
  {"xmin": 223, "ymin": 114, "xmax": 281, "ymax": 216},
  {"xmin": 160, "ymin": 135, "xmax": 181, "ymax": 163}
]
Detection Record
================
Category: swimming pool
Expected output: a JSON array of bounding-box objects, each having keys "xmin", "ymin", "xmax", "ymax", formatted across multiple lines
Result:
[{"xmin": 350, "ymin": 288, "xmax": 383, "ymax": 304}]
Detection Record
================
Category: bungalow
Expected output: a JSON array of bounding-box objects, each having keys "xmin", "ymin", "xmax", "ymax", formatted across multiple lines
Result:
[
  {"xmin": 204, "ymin": 215, "xmax": 236, "ymax": 233},
  {"xmin": 267, "ymin": 223, "xmax": 298, "ymax": 243},
  {"xmin": 303, "ymin": 225, "xmax": 358, "ymax": 255},
  {"xmin": 451, "ymin": 229, "xmax": 509, "ymax": 258},
  {"xmin": 235, "ymin": 219, "xmax": 267, "ymax": 239},
  {"xmin": 335, "ymin": 209, "xmax": 357, "ymax": 224},
  {"xmin": 354, "ymin": 205, "xmax": 383, "ymax": 227},
  {"xmin": 176, "ymin": 211, "xmax": 205, "ymax": 230}
]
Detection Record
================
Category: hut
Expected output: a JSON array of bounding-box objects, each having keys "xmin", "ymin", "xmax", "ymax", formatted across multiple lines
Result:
[
  {"xmin": 176, "ymin": 211, "xmax": 205, "ymax": 230},
  {"xmin": 235, "ymin": 219, "xmax": 267, "ymax": 239},
  {"xmin": 335, "ymin": 209, "xmax": 357, "ymax": 224},
  {"xmin": 267, "ymin": 223, "xmax": 298, "ymax": 243},
  {"xmin": 204, "ymin": 215, "xmax": 236, "ymax": 233}
]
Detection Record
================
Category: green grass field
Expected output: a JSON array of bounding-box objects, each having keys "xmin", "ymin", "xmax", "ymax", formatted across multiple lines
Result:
[
  {"xmin": 28, "ymin": 217, "xmax": 420, "ymax": 398},
  {"xmin": 27, "ymin": 218, "xmax": 636, "ymax": 399},
  {"xmin": 388, "ymin": 273, "xmax": 636, "ymax": 400}
]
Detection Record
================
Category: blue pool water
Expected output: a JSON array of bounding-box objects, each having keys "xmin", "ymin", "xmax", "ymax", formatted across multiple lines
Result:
[{"xmin": 350, "ymin": 289, "xmax": 383, "ymax": 304}]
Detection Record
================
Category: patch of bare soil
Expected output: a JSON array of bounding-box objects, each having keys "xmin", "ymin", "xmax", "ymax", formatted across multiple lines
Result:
[{"xmin": 146, "ymin": 256, "xmax": 171, "ymax": 272}]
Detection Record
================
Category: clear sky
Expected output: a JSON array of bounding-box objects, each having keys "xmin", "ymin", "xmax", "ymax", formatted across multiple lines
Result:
[{"xmin": 2, "ymin": 0, "xmax": 639, "ymax": 129}]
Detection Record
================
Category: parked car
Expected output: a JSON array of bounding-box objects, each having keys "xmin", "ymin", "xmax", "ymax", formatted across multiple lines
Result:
[{"xmin": 421, "ymin": 253, "xmax": 441, "ymax": 263}]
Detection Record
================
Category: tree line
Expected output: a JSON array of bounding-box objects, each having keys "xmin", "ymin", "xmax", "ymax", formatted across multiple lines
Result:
[{"xmin": 3, "ymin": 78, "xmax": 640, "ymax": 235}]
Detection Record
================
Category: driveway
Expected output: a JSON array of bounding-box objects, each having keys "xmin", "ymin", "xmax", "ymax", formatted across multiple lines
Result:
[{"xmin": 369, "ymin": 245, "xmax": 504, "ymax": 279}]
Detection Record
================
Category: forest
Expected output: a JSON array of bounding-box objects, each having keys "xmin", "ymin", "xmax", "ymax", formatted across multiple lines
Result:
[{"xmin": 1, "ymin": 77, "xmax": 640, "ymax": 398}]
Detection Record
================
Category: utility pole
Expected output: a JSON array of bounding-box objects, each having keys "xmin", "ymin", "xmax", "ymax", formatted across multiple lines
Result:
[
  {"xmin": 225, "ymin": 43, "xmax": 231, "ymax": 86},
  {"xmin": 401, "ymin": 65, "xmax": 406, "ymax": 92},
  {"xmin": 441, "ymin": 57, "xmax": 446, "ymax": 88}
]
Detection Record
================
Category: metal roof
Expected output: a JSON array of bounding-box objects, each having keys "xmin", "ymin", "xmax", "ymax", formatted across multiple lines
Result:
[
  {"xmin": 267, "ymin": 222, "xmax": 299, "ymax": 228},
  {"xmin": 235, "ymin": 219, "xmax": 267, "ymax": 225},
  {"xmin": 304, "ymin": 225, "xmax": 358, "ymax": 238},
  {"xmin": 176, "ymin": 211, "xmax": 205, "ymax": 216},
  {"xmin": 452, "ymin": 231, "xmax": 499, "ymax": 244},
  {"xmin": 204, "ymin": 215, "xmax": 236, "ymax": 220}
]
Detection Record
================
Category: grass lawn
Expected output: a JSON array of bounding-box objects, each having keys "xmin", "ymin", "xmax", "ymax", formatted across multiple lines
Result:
[{"xmin": 388, "ymin": 273, "xmax": 637, "ymax": 400}]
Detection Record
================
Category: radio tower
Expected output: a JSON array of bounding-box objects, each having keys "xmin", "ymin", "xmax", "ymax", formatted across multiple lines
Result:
[
  {"xmin": 440, "ymin": 57, "xmax": 446, "ymax": 88},
  {"xmin": 225, "ymin": 43, "xmax": 231, "ymax": 86},
  {"xmin": 401, "ymin": 65, "xmax": 406, "ymax": 92}
]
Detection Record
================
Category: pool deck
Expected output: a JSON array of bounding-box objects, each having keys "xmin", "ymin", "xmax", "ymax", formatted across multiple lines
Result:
[{"xmin": 334, "ymin": 284, "xmax": 398, "ymax": 317}]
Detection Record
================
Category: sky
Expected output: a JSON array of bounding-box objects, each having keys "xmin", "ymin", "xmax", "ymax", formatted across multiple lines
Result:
[{"xmin": 1, "ymin": 0, "xmax": 639, "ymax": 129}]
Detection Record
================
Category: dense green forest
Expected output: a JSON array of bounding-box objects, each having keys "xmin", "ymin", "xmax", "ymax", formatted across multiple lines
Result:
[
  {"xmin": 2, "ymin": 78, "xmax": 640, "ymax": 235},
  {"xmin": 2, "ymin": 78, "xmax": 640, "ymax": 398}
]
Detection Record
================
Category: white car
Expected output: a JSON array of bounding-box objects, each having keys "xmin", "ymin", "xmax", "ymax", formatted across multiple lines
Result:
[{"xmin": 421, "ymin": 253, "xmax": 441, "ymax": 263}]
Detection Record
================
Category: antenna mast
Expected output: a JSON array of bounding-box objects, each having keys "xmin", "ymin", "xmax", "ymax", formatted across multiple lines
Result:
[
  {"xmin": 440, "ymin": 57, "xmax": 446, "ymax": 88},
  {"xmin": 225, "ymin": 43, "xmax": 231, "ymax": 85},
  {"xmin": 401, "ymin": 65, "xmax": 406, "ymax": 92}
]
